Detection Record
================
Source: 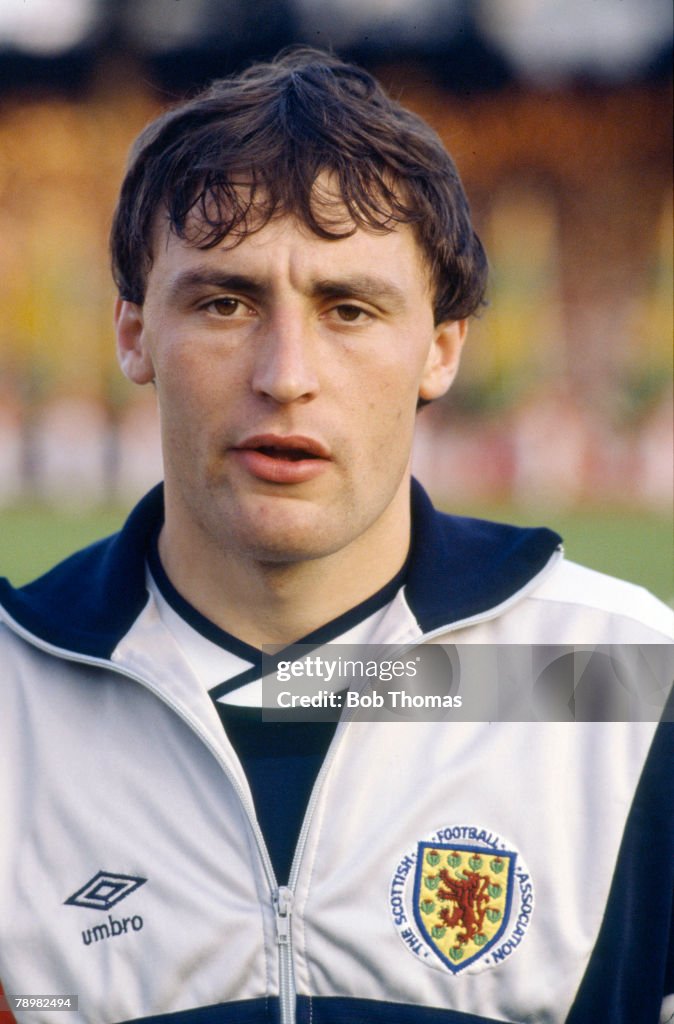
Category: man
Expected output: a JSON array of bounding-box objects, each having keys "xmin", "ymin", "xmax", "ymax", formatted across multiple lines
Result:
[{"xmin": 0, "ymin": 48, "xmax": 671, "ymax": 1024}]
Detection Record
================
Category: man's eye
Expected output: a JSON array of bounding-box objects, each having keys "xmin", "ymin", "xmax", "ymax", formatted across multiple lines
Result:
[
  {"xmin": 204, "ymin": 297, "xmax": 241, "ymax": 316},
  {"xmin": 333, "ymin": 304, "xmax": 367, "ymax": 323}
]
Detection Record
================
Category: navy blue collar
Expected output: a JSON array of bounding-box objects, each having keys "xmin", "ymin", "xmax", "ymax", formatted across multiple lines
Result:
[
  {"xmin": 0, "ymin": 485, "xmax": 162, "ymax": 659},
  {"xmin": 405, "ymin": 481, "xmax": 561, "ymax": 633},
  {"xmin": 0, "ymin": 480, "xmax": 561, "ymax": 659}
]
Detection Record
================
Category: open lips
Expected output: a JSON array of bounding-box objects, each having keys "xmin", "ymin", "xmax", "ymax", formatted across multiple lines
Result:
[{"xmin": 231, "ymin": 435, "xmax": 331, "ymax": 483}]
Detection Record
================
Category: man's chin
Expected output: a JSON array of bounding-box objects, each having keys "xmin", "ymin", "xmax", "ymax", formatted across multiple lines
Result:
[
  {"xmin": 232, "ymin": 526, "xmax": 338, "ymax": 566},
  {"xmin": 217, "ymin": 498, "xmax": 344, "ymax": 565}
]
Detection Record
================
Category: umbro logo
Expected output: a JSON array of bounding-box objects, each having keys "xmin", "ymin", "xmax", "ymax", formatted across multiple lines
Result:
[{"xmin": 64, "ymin": 871, "xmax": 147, "ymax": 911}]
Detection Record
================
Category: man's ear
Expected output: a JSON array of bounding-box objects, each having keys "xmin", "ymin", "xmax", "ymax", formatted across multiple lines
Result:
[
  {"xmin": 114, "ymin": 297, "xmax": 155, "ymax": 385},
  {"xmin": 419, "ymin": 319, "xmax": 467, "ymax": 402}
]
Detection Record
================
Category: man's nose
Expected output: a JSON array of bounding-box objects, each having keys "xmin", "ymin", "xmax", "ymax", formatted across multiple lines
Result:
[{"xmin": 251, "ymin": 310, "xmax": 320, "ymax": 404}]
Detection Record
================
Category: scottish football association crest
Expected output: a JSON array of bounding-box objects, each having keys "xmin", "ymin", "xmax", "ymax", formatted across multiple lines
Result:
[{"xmin": 390, "ymin": 825, "xmax": 534, "ymax": 976}]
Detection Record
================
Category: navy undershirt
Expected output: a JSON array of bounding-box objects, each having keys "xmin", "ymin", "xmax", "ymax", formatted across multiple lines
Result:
[
  {"xmin": 217, "ymin": 706, "xmax": 339, "ymax": 884},
  {"xmin": 148, "ymin": 532, "xmax": 408, "ymax": 885}
]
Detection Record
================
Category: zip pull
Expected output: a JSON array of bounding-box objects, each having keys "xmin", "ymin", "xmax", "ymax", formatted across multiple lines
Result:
[{"xmin": 274, "ymin": 886, "xmax": 294, "ymax": 945}]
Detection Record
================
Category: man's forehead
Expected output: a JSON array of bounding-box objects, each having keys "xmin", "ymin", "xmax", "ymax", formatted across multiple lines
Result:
[{"xmin": 151, "ymin": 211, "xmax": 432, "ymax": 305}]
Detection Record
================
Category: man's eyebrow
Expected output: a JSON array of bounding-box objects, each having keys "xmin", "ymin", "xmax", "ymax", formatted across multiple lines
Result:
[
  {"xmin": 167, "ymin": 269, "xmax": 267, "ymax": 301},
  {"xmin": 309, "ymin": 275, "xmax": 408, "ymax": 309},
  {"xmin": 166, "ymin": 268, "xmax": 409, "ymax": 309}
]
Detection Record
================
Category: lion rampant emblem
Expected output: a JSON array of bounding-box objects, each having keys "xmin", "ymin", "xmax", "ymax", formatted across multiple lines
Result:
[{"xmin": 436, "ymin": 867, "xmax": 491, "ymax": 943}]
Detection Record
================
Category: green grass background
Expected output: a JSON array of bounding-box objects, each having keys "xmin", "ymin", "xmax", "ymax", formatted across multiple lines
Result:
[{"xmin": 0, "ymin": 501, "xmax": 671, "ymax": 605}]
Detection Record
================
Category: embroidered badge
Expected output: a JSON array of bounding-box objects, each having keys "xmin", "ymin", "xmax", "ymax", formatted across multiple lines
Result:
[{"xmin": 390, "ymin": 825, "xmax": 534, "ymax": 975}]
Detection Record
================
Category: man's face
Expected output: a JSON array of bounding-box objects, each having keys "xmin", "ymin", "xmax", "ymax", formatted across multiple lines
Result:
[{"xmin": 115, "ymin": 210, "xmax": 464, "ymax": 568}]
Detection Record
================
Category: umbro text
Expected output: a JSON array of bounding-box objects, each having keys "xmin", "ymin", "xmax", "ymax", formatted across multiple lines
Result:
[{"xmin": 82, "ymin": 913, "xmax": 143, "ymax": 946}]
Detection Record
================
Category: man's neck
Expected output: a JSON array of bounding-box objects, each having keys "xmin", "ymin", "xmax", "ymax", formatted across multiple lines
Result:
[{"xmin": 156, "ymin": 513, "xmax": 410, "ymax": 650}]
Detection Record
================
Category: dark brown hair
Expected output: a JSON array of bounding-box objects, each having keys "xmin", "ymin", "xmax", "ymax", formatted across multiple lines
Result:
[{"xmin": 110, "ymin": 47, "xmax": 487, "ymax": 323}]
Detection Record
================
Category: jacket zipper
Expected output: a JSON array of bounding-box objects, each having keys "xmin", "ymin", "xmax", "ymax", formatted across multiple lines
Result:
[{"xmin": 274, "ymin": 886, "xmax": 295, "ymax": 1024}]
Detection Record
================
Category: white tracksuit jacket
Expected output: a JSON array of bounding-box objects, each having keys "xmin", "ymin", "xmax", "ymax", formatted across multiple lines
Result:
[{"xmin": 0, "ymin": 481, "xmax": 672, "ymax": 1024}]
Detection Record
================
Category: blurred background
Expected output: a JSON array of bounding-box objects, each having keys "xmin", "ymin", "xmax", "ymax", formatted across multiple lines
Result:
[{"xmin": 0, "ymin": 0, "xmax": 671, "ymax": 599}]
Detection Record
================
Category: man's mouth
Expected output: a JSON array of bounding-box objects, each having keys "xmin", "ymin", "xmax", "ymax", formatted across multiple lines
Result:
[
  {"xmin": 234, "ymin": 435, "xmax": 330, "ymax": 460},
  {"xmin": 230, "ymin": 435, "xmax": 331, "ymax": 483}
]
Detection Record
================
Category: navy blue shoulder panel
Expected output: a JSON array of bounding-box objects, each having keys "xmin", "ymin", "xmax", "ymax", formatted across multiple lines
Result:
[
  {"xmin": 0, "ymin": 484, "xmax": 164, "ymax": 660},
  {"xmin": 566, "ymin": 719, "xmax": 674, "ymax": 1022},
  {"xmin": 406, "ymin": 479, "xmax": 561, "ymax": 633}
]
